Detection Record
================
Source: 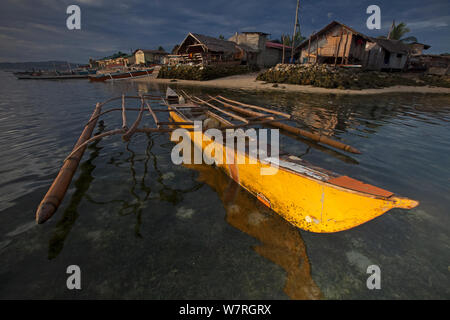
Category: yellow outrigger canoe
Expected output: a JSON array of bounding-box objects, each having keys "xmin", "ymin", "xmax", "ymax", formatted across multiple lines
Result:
[{"xmin": 169, "ymin": 102, "xmax": 419, "ymax": 233}]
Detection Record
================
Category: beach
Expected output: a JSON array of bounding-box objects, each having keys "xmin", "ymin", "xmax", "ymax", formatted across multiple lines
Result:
[{"xmin": 134, "ymin": 72, "xmax": 450, "ymax": 95}]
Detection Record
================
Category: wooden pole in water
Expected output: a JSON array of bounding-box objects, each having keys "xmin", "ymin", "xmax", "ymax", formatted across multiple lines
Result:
[
  {"xmin": 121, "ymin": 94, "xmax": 127, "ymax": 130},
  {"xmin": 145, "ymin": 100, "xmax": 160, "ymax": 128},
  {"xmin": 191, "ymin": 95, "xmax": 249, "ymax": 123},
  {"xmin": 64, "ymin": 129, "xmax": 126, "ymax": 162},
  {"xmin": 211, "ymin": 96, "xmax": 361, "ymax": 154},
  {"xmin": 216, "ymin": 95, "xmax": 291, "ymax": 118},
  {"xmin": 35, "ymin": 102, "xmax": 103, "ymax": 224},
  {"xmin": 123, "ymin": 97, "xmax": 145, "ymax": 141}
]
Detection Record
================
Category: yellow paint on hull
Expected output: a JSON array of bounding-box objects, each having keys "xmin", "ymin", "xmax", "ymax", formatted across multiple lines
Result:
[{"xmin": 169, "ymin": 110, "xmax": 418, "ymax": 233}]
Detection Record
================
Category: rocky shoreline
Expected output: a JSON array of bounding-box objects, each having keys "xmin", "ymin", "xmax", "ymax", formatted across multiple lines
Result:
[{"xmin": 256, "ymin": 64, "xmax": 450, "ymax": 90}]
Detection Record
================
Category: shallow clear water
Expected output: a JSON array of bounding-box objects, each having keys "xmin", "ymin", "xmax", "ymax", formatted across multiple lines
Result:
[{"xmin": 0, "ymin": 71, "xmax": 448, "ymax": 299}]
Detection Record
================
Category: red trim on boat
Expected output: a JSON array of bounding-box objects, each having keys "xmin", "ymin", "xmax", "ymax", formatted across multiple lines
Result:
[{"xmin": 328, "ymin": 176, "xmax": 394, "ymax": 198}]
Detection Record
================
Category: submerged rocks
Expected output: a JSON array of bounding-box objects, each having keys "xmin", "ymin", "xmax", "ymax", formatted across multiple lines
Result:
[
  {"xmin": 256, "ymin": 64, "xmax": 450, "ymax": 90},
  {"xmin": 158, "ymin": 64, "xmax": 259, "ymax": 81}
]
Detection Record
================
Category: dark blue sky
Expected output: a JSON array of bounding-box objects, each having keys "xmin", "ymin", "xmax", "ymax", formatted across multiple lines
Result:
[{"xmin": 0, "ymin": 0, "xmax": 449, "ymax": 62}]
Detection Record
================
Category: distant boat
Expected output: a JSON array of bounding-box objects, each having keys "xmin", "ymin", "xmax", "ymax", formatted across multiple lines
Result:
[
  {"xmin": 15, "ymin": 69, "xmax": 96, "ymax": 80},
  {"xmin": 88, "ymin": 67, "xmax": 155, "ymax": 82}
]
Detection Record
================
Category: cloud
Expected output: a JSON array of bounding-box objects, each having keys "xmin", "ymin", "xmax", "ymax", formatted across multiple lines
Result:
[
  {"xmin": 0, "ymin": 0, "xmax": 449, "ymax": 61},
  {"xmin": 406, "ymin": 16, "xmax": 450, "ymax": 29}
]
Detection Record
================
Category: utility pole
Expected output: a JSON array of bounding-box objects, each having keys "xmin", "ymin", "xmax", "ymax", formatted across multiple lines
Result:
[
  {"xmin": 387, "ymin": 20, "xmax": 395, "ymax": 39},
  {"xmin": 290, "ymin": 0, "xmax": 300, "ymax": 63}
]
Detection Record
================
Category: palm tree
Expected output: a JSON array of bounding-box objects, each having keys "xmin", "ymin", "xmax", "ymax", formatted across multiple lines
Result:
[
  {"xmin": 381, "ymin": 21, "xmax": 418, "ymax": 43},
  {"xmin": 281, "ymin": 31, "xmax": 305, "ymax": 47}
]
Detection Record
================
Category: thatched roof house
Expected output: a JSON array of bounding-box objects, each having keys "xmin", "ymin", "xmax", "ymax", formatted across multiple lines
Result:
[
  {"xmin": 177, "ymin": 33, "xmax": 239, "ymax": 54},
  {"xmin": 174, "ymin": 32, "xmax": 246, "ymax": 65}
]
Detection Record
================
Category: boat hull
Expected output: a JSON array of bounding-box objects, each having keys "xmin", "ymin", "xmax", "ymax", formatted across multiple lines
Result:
[
  {"xmin": 89, "ymin": 68, "xmax": 154, "ymax": 82},
  {"xmin": 16, "ymin": 74, "xmax": 89, "ymax": 80},
  {"xmin": 169, "ymin": 110, "xmax": 418, "ymax": 233}
]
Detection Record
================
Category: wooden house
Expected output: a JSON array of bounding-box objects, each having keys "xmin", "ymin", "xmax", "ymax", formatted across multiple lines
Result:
[
  {"xmin": 408, "ymin": 42, "xmax": 431, "ymax": 56},
  {"xmin": 174, "ymin": 33, "xmax": 245, "ymax": 66},
  {"xmin": 296, "ymin": 21, "xmax": 413, "ymax": 71},
  {"xmin": 364, "ymin": 38, "xmax": 410, "ymax": 71},
  {"xmin": 90, "ymin": 52, "xmax": 131, "ymax": 70},
  {"xmin": 134, "ymin": 49, "xmax": 168, "ymax": 65},
  {"xmin": 296, "ymin": 21, "xmax": 371, "ymax": 65}
]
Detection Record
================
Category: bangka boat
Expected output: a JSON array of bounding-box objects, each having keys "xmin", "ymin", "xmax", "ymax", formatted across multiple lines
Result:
[
  {"xmin": 15, "ymin": 70, "xmax": 91, "ymax": 80},
  {"xmin": 34, "ymin": 87, "xmax": 419, "ymax": 233},
  {"xmin": 166, "ymin": 91, "xmax": 419, "ymax": 233},
  {"xmin": 88, "ymin": 67, "xmax": 155, "ymax": 82}
]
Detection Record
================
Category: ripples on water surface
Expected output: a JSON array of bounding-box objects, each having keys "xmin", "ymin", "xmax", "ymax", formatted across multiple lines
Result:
[{"xmin": 0, "ymin": 71, "xmax": 449, "ymax": 299}]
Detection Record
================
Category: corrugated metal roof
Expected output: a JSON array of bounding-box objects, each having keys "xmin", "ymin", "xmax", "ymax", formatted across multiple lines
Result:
[{"xmin": 266, "ymin": 42, "xmax": 291, "ymax": 50}]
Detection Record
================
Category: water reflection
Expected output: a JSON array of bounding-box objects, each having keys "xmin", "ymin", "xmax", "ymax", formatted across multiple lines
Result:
[
  {"xmin": 48, "ymin": 124, "xmax": 105, "ymax": 259},
  {"xmin": 2, "ymin": 69, "xmax": 448, "ymax": 299},
  {"xmin": 279, "ymin": 129, "xmax": 359, "ymax": 165},
  {"xmin": 185, "ymin": 163, "xmax": 322, "ymax": 300}
]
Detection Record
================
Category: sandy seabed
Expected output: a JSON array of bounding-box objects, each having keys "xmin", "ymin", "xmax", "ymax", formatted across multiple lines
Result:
[{"xmin": 134, "ymin": 72, "xmax": 450, "ymax": 95}]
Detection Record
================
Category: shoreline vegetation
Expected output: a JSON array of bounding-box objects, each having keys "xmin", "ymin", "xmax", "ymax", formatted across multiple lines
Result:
[
  {"xmin": 137, "ymin": 65, "xmax": 450, "ymax": 95},
  {"xmin": 157, "ymin": 64, "xmax": 259, "ymax": 81}
]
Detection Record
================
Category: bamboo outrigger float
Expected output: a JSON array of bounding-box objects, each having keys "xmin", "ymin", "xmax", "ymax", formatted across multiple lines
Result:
[{"xmin": 35, "ymin": 88, "xmax": 419, "ymax": 232}]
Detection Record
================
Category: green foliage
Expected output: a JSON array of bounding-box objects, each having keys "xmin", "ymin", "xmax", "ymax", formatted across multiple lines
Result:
[
  {"xmin": 100, "ymin": 51, "xmax": 128, "ymax": 60},
  {"xmin": 281, "ymin": 31, "xmax": 305, "ymax": 47},
  {"xmin": 158, "ymin": 46, "xmax": 165, "ymax": 52},
  {"xmin": 381, "ymin": 22, "xmax": 418, "ymax": 43},
  {"xmin": 158, "ymin": 64, "xmax": 259, "ymax": 81}
]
